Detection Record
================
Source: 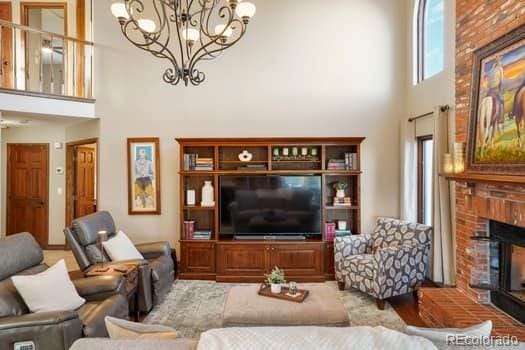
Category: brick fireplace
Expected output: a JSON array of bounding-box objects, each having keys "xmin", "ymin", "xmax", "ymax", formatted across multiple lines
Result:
[{"xmin": 418, "ymin": 0, "xmax": 525, "ymax": 339}]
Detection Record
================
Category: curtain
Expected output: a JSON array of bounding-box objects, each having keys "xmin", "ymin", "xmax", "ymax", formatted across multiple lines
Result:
[
  {"xmin": 431, "ymin": 106, "xmax": 456, "ymax": 286},
  {"xmin": 400, "ymin": 119, "xmax": 417, "ymax": 222}
]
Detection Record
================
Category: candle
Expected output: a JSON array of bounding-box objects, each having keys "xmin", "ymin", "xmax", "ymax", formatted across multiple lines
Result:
[
  {"xmin": 443, "ymin": 153, "xmax": 453, "ymax": 173},
  {"xmin": 453, "ymin": 143, "xmax": 465, "ymax": 173}
]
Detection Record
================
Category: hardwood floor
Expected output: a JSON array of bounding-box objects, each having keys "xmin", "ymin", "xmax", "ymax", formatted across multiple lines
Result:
[{"xmin": 389, "ymin": 280, "xmax": 437, "ymax": 327}]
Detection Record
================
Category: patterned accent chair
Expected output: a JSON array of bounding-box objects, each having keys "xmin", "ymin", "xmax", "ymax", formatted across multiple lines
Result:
[{"xmin": 334, "ymin": 217, "xmax": 432, "ymax": 310}]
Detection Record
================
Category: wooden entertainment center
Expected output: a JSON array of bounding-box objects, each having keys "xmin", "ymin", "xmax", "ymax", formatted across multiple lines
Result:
[{"xmin": 176, "ymin": 137, "xmax": 364, "ymax": 282}]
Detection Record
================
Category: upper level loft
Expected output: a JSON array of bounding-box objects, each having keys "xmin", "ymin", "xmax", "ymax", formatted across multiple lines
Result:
[{"xmin": 0, "ymin": 1, "xmax": 95, "ymax": 118}]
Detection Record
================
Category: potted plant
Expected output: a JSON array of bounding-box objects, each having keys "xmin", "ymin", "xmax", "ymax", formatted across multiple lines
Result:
[
  {"xmin": 333, "ymin": 181, "xmax": 348, "ymax": 199},
  {"xmin": 265, "ymin": 266, "xmax": 286, "ymax": 294}
]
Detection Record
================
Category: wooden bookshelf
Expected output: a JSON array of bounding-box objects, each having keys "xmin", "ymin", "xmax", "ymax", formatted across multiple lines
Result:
[{"xmin": 176, "ymin": 137, "xmax": 364, "ymax": 282}]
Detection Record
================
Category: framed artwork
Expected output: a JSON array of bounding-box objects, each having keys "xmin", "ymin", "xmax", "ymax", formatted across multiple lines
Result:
[
  {"xmin": 127, "ymin": 138, "xmax": 161, "ymax": 215},
  {"xmin": 467, "ymin": 24, "xmax": 525, "ymax": 175}
]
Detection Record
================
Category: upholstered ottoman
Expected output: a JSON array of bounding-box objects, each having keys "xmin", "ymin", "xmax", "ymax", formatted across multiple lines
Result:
[{"xmin": 222, "ymin": 284, "xmax": 350, "ymax": 327}]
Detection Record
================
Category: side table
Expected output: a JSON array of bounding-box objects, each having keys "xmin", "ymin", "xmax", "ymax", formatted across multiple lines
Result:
[{"xmin": 85, "ymin": 263, "xmax": 139, "ymax": 321}]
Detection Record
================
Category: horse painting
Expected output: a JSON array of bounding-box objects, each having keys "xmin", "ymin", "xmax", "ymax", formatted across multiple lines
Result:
[{"xmin": 471, "ymin": 34, "xmax": 525, "ymax": 165}]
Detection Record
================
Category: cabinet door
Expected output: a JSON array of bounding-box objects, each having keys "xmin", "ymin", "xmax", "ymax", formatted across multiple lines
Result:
[
  {"xmin": 270, "ymin": 244, "xmax": 323, "ymax": 276},
  {"xmin": 181, "ymin": 242, "xmax": 215, "ymax": 273},
  {"xmin": 216, "ymin": 243, "xmax": 270, "ymax": 276}
]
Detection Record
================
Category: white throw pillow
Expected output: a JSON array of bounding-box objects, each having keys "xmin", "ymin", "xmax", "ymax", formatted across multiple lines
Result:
[
  {"xmin": 102, "ymin": 230, "xmax": 144, "ymax": 261},
  {"xmin": 406, "ymin": 320, "xmax": 492, "ymax": 343},
  {"xmin": 11, "ymin": 259, "xmax": 85, "ymax": 313}
]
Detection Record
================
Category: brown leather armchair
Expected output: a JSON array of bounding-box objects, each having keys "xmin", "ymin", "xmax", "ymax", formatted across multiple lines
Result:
[
  {"xmin": 0, "ymin": 233, "xmax": 128, "ymax": 350},
  {"xmin": 64, "ymin": 211, "xmax": 175, "ymax": 314}
]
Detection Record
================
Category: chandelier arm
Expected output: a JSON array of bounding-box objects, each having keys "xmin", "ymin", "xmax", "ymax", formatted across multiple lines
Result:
[
  {"xmin": 171, "ymin": 1, "xmax": 187, "ymax": 77},
  {"xmin": 189, "ymin": 19, "xmax": 246, "ymax": 70}
]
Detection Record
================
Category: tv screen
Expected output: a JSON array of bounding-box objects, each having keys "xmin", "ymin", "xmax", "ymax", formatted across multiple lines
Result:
[{"xmin": 220, "ymin": 175, "xmax": 321, "ymax": 236}]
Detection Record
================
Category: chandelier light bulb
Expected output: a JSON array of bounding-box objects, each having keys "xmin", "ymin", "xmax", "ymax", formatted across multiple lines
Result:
[
  {"xmin": 182, "ymin": 28, "xmax": 200, "ymax": 42},
  {"xmin": 215, "ymin": 24, "xmax": 233, "ymax": 38},
  {"xmin": 138, "ymin": 19, "xmax": 156, "ymax": 33},
  {"xmin": 110, "ymin": 2, "xmax": 129, "ymax": 20},
  {"xmin": 236, "ymin": 2, "xmax": 256, "ymax": 20}
]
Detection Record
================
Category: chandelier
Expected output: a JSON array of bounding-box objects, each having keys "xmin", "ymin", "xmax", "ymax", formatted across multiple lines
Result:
[{"xmin": 110, "ymin": 0, "xmax": 256, "ymax": 86}]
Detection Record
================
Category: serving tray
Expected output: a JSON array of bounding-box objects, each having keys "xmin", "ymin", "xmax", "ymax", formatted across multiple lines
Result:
[{"xmin": 258, "ymin": 284, "xmax": 309, "ymax": 303}]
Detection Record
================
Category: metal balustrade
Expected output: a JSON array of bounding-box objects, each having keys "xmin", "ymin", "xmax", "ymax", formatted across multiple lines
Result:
[{"xmin": 0, "ymin": 19, "xmax": 94, "ymax": 100}]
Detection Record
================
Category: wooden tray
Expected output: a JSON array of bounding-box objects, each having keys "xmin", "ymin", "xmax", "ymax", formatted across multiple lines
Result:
[{"xmin": 258, "ymin": 284, "xmax": 309, "ymax": 303}]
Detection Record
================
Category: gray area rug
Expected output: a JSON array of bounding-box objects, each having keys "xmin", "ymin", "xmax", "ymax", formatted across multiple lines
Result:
[{"xmin": 144, "ymin": 280, "xmax": 406, "ymax": 339}]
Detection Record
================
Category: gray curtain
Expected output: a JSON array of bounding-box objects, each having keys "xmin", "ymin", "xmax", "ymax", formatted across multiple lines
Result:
[{"xmin": 431, "ymin": 106, "xmax": 456, "ymax": 286}]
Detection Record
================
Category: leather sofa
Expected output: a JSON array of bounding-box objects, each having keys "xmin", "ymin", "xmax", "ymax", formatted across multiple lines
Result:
[
  {"xmin": 64, "ymin": 211, "xmax": 175, "ymax": 313},
  {"xmin": 0, "ymin": 233, "xmax": 129, "ymax": 350}
]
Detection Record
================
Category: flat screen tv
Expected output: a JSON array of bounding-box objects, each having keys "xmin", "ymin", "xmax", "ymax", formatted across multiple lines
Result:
[{"xmin": 219, "ymin": 175, "xmax": 321, "ymax": 236}]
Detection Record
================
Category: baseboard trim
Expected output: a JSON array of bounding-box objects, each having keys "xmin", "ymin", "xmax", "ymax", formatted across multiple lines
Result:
[{"xmin": 46, "ymin": 244, "xmax": 67, "ymax": 250}]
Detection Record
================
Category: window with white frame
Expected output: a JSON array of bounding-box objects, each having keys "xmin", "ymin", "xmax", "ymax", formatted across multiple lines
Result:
[{"xmin": 415, "ymin": 0, "xmax": 444, "ymax": 83}]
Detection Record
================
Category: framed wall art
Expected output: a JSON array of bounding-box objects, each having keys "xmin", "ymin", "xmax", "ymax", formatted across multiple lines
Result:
[
  {"xmin": 467, "ymin": 24, "xmax": 525, "ymax": 175},
  {"xmin": 127, "ymin": 138, "xmax": 161, "ymax": 215}
]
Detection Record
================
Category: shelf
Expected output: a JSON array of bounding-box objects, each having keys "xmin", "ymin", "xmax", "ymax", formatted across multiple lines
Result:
[
  {"xmin": 325, "ymin": 206, "xmax": 360, "ymax": 210},
  {"xmin": 180, "ymin": 170, "xmax": 362, "ymax": 175},
  {"xmin": 441, "ymin": 173, "xmax": 525, "ymax": 185},
  {"xmin": 183, "ymin": 205, "xmax": 215, "ymax": 211},
  {"xmin": 219, "ymin": 161, "xmax": 268, "ymax": 164},
  {"xmin": 272, "ymin": 160, "xmax": 321, "ymax": 163}
]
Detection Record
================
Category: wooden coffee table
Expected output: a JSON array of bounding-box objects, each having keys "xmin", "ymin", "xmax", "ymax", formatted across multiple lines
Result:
[{"xmin": 86, "ymin": 263, "xmax": 139, "ymax": 321}]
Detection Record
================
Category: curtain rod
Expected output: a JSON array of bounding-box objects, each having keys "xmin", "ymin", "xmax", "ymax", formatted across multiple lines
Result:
[{"xmin": 408, "ymin": 105, "xmax": 450, "ymax": 122}]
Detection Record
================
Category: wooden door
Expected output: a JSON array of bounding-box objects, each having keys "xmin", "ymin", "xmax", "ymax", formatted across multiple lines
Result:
[
  {"xmin": 74, "ymin": 146, "xmax": 96, "ymax": 218},
  {"xmin": 216, "ymin": 243, "xmax": 270, "ymax": 277},
  {"xmin": 7, "ymin": 144, "xmax": 49, "ymax": 248},
  {"xmin": 181, "ymin": 241, "xmax": 215, "ymax": 274},
  {"xmin": 0, "ymin": 2, "xmax": 12, "ymax": 88},
  {"xmin": 270, "ymin": 243, "xmax": 323, "ymax": 277}
]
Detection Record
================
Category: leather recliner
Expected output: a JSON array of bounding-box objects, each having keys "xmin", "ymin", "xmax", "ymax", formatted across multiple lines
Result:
[
  {"xmin": 64, "ymin": 211, "xmax": 175, "ymax": 314},
  {"xmin": 0, "ymin": 233, "xmax": 129, "ymax": 350}
]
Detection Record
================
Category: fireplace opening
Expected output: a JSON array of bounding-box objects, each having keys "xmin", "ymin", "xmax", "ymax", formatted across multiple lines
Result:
[
  {"xmin": 469, "ymin": 220, "xmax": 525, "ymax": 324},
  {"xmin": 510, "ymin": 245, "xmax": 525, "ymax": 303}
]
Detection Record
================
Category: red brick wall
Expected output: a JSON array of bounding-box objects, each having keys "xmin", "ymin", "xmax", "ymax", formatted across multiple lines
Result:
[{"xmin": 455, "ymin": 0, "xmax": 525, "ymax": 302}]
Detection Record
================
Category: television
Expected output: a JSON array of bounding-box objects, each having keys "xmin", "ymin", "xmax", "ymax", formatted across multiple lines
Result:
[{"xmin": 219, "ymin": 175, "xmax": 321, "ymax": 237}]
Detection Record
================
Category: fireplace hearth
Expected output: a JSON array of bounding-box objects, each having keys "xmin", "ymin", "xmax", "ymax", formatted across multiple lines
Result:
[{"xmin": 470, "ymin": 220, "xmax": 525, "ymax": 323}]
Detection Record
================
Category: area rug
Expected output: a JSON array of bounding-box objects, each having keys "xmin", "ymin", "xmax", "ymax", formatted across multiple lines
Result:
[{"xmin": 143, "ymin": 280, "xmax": 406, "ymax": 339}]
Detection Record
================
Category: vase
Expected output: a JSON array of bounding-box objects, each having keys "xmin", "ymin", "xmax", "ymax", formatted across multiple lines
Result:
[
  {"xmin": 238, "ymin": 150, "xmax": 253, "ymax": 162},
  {"xmin": 201, "ymin": 181, "xmax": 215, "ymax": 207},
  {"xmin": 271, "ymin": 283, "xmax": 282, "ymax": 294},
  {"xmin": 336, "ymin": 189, "xmax": 345, "ymax": 198}
]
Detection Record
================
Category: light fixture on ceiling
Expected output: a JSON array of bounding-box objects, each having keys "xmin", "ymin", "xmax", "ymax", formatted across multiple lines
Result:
[{"xmin": 110, "ymin": 0, "xmax": 256, "ymax": 87}]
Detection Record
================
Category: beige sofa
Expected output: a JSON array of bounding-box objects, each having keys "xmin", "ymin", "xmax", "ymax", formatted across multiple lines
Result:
[{"xmin": 70, "ymin": 326, "xmax": 438, "ymax": 350}]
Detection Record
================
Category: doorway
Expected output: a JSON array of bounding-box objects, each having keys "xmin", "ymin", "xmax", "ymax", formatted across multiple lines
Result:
[
  {"xmin": 0, "ymin": 1, "xmax": 13, "ymax": 88},
  {"xmin": 21, "ymin": 2, "xmax": 67, "ymax": 94},
  {"xmin": 66, "ymin": 138, "xmax": 98, "ymax": 226},
  {"xmin": 6, "ymin": 143, "xmax": 49, "ymax": 248}
]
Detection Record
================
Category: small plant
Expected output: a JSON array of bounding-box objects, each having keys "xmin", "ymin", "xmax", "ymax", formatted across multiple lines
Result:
[
  {"xmin": 332, "ymin": 181, "xmax": 348, "ymax": 190},
  {"xmin": 265, "ymin": 266, "xmax": 286, "ymax": 285}
]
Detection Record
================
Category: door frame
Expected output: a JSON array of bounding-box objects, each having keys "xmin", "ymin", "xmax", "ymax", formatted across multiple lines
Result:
[
  {"xmin": 65, "ymin": 137, "xmax": 98, "ymax": 226},
  {"xmin": 6, "ymin": 143, "xmax": 50, "ymax": 248},
  {"xmin": 20, "ymin": 2, "xmax": 68, "ymax": 93},
  {"xmin": 0, "ymin": 1, "xmax": 13, "ymax": 88}
]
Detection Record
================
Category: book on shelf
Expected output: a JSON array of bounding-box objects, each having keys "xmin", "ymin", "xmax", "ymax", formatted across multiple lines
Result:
[
  {"xmin": 237, "ymin": 164, "xmax": 267, "ymax": 170},
  {"xmin": 327, "ymin": 153, "xmax": 357, "ymax": 171},
  {"xmin": 184, "ymin": 154, "xmax": 213, "ymax": 171},
  {"xmin": 335, "ymin": 230, "xmax": 352, "ymax": 237},
  {"xmin": 192, "ymin": 230, "xmax": 212, "ymax": 240},
  {"xmin": 324, "ymin": 222, "xmax": 336, "ymax": 241},
  {"xmin": 332, "ymin": 197, "xmax": 352, "ymax": 206}
]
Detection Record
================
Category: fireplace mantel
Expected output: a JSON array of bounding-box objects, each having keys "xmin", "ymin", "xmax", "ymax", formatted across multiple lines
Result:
[{"xmin": 441, "ymin": 173, "xmax": 525, "ymax": 186}]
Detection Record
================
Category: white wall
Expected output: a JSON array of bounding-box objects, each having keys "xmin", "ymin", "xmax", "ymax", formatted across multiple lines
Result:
[
  {"xmin": 406, "ymin": 0, "xmax": 456, "ymax": 135},
  {"xmin": 93, "ymin": 0, "xmax": 408, "ymax": 252}
]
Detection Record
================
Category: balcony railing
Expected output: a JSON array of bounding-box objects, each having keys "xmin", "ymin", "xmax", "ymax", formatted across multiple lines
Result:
[{"xmin": 0, "ymin": 20, "xmax": 94, "ymax": 100}]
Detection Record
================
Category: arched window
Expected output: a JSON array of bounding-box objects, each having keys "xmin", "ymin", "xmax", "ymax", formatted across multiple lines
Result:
[{"xmin": 415, "ymin": 0, "xmax": 444, "ymax": 83}]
